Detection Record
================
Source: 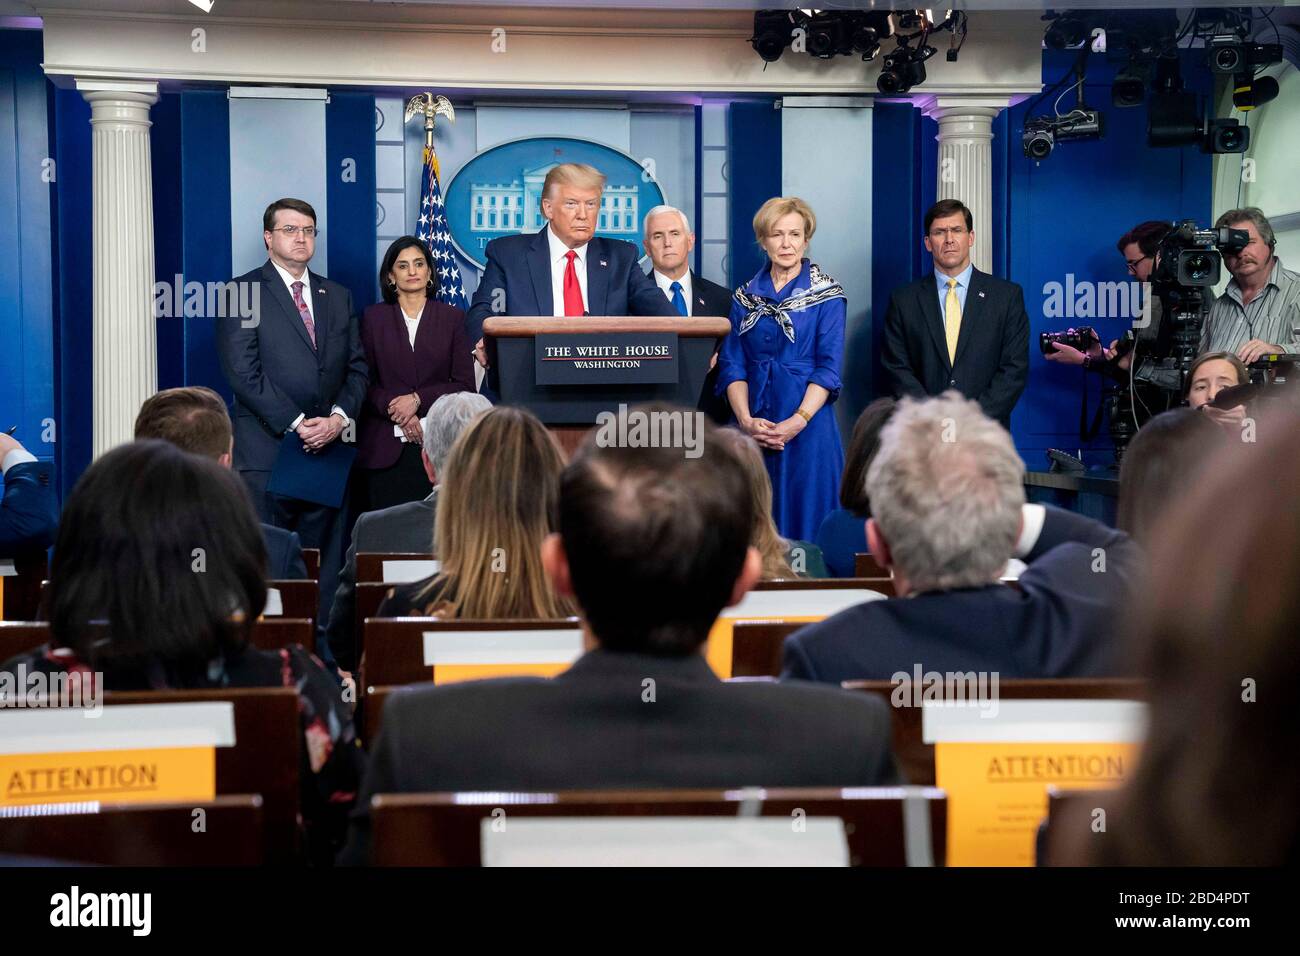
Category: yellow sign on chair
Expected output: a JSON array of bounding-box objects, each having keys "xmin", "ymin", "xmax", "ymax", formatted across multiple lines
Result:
[
  {"xmin": 0, "ymin": 702, "xmax": 234, "ymax": 808},
  {"xmin": 927, "ymin": 699, "xmax": 1145, "ymax": 866},
  {"xmin": 706, "ymin": 588, "xmax": 884, "ymax": 677},
  {"xmin": 423, "ymin": 628, "xmax": 584, "ymax": 685}
]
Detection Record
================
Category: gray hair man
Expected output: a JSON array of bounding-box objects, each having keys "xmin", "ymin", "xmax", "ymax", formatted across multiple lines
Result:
[
  {"xmin": 782, "ymin": 392, "xmax": 1142, "ymax": 684},
  {"xmin": 1201, "ymin": 207, "xmax": 1300, "ymax": 364},
  {"xmin": 324, "ymin": 391, "xmax": 491, "ymax": 672}
]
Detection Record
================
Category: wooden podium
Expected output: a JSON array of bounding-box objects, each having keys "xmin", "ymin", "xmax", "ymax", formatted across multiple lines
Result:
[{"xmin": 483, "ymin": 316, "xmax": 730, "ymax": 456}]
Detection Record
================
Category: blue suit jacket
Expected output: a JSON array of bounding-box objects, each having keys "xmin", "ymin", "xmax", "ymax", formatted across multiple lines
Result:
[
  {"xmin": 0, "ymin": 461, "xmax": 57, "ymax": 558},
  {"xmin": 262, "ymin": 523, "xmax": 308, "ymax": 580},
  {"xmin": 782, "ymin": 507, "xmax": 1140, "ymax": 683},
  {"xmin": 216, "ymin": 261, "xmax": 368, "ymax": 473},
  {"xmin": 465, "ymin": 227, "xmax": 677, "ymax": 344}
]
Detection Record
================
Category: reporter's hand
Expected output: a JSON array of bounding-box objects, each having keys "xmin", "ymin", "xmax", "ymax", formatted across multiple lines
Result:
[
  {"xmin": 1201, "ymin": 403, "xmax": 1247, "ymax": 430},
  {"xmin": 0, "ymin": 433, "xmax": 23, "ymax": 458},
  {"xmin": 1237, "ymin": 339, "xmax": 1282, "ymax": 365}
]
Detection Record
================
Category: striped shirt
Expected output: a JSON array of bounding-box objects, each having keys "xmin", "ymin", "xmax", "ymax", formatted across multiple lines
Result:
[{"xmin": 1200, "ymin": 258, "xmax": 1300, "ymax": 355}]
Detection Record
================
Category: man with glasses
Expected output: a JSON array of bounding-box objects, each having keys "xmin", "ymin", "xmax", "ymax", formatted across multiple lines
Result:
[
  {"xmin": 464, "ymin": 163, "xmax": 676, "ymax": 371},
  {"xmin": 216, "ymin": 197, "xmax": 368, "ymax": 665}
]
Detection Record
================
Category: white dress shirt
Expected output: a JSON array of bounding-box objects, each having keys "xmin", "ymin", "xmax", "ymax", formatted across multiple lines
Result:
[
  {"xmin": 547, "ymin": 224, "xmax": 589, "ymax": 316},
  {"xmin": 653, "ymin": 269, "xmax": 693, "ymax": 316},
  {"xmin": 1, "ymin": 446, "xmax": 37, "ymax": 474},
  {"xmin": 269, "ymin": 259, "xmax": 350, "ymax": 433},
  {"xmin": 400, "ymin": 306, "xmax": 421, "ymax": 350}
]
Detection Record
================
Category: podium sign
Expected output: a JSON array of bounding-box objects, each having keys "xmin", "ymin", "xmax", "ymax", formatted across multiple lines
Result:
[
  {"xmin": 536, "ymin": 332, "xmax": 679, "ymax": 385},
  {"xmin": 485, "ymin": 316, "xmax": 729, "ymax": 426}
]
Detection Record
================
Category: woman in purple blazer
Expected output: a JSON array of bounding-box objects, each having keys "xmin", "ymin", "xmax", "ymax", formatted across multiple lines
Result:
[{"xmin": 357, "ymin": 237, "xmax": 476, "ymax": 511}]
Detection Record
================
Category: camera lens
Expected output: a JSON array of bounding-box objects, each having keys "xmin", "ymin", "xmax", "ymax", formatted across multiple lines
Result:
[
  {"xmin": 1214, "ymin": 47, "xmax": 1242, "ymax": 72},
  {"xmin": 1185, "ymin": 254, "xmax": 1211, "ymax": 280}
]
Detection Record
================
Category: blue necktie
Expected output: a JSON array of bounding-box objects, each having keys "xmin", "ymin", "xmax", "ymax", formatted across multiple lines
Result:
[{"xmin": 669, "ymin": 280, "xmax": 688, "ymax": 317}]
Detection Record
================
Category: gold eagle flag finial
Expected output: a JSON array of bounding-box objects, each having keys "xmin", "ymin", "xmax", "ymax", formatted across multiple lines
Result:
[{"xmin": 404, "ymin": 93, "xmax": 455, "ymax": 180}]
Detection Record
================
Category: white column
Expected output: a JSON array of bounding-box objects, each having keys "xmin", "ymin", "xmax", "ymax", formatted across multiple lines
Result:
[
  {"xmin": 77, "ymin": 79, "xmax": 159, "ymax": 459},
  {"xmin": 921, "ymin": 95, "xmax": 1011, "ymax": 274}
]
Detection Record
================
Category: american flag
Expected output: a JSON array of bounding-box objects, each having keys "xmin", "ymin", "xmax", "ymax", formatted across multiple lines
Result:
[{"xmin": 414, "ymin": 143, "xmax": 467, "ymax": 310}]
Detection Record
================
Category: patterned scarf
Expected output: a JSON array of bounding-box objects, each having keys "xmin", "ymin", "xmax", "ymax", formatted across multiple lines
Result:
[{"xmin": 734, "ymin": 263, "xmax": 845, "ymax": 343}]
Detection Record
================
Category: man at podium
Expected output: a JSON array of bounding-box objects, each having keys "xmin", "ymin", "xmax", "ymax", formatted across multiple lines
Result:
[{"xmin": 465, "ymin": 162, "xmax": 677, "ymax": 369}]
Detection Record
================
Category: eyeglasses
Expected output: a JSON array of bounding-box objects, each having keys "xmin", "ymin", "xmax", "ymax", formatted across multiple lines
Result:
[
  {"xmin": 1125, "ymin": 254, "xmax": 1152, "ymax": 275},
  {"xmin": 271, "ymin": 225, "xmax": 319, "ymax": 238}
]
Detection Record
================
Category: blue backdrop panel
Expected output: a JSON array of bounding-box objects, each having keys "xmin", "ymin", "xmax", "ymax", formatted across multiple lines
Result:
[
  {"xmin": 325, "ymin": 91, "xmax": 377, "ymax": 314},
  {"xmin": 180, "ymin": 89, "xmax": 233, "ymax": 400},
  {"xmin": 52, "ymin": 88, "xmax": 91, "ymax": 500},
  {"xmin": 870, "ymin": 102, "xmax": 929, "ymax": 404},
  {"xmin": 727, "ymin": 100, "xmax": 781, "ymax": 291},
  {"xmin": 151, "ymin": 92, "xmax": 184, "ymax": 392},
  {"xmin": 0, "ymin": 30, "xmax": 55, "ymax": 473}
]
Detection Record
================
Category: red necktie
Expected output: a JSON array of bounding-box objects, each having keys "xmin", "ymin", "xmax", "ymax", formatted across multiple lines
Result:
[
  {"xmin": 291, "ymin": 280, "xmax": 317, "ymax": 348},
  {"xmin": 562, "ymin": 250, "xmax": 584, "ymax": 317}
]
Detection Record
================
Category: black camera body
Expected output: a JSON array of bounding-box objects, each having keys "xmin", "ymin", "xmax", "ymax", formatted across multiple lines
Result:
[
  {"xmin": 1145, "ymin": 220, "xmax": 1250, "ymax": 395},
  {"xmin": 1039, "ymin": 326, "xmax": 1098, "ymax": 356}
]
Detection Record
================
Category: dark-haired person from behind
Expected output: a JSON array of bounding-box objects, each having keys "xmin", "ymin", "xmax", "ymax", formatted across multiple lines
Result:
[
  {"xmin": 0, "ymin": 441, "xmax": 363, "ymax": 863},
  {"xmin": 1117, "ymin": 407, "xmax": 1230, "ymax": 546},
  {"xmin": 814, "ymin": 397, "xmax": 896, "ymax": 577},
  {"xmin": 133, "ymin": 386, "xmax": 307, "ymax": 579},
  {"xmin": 1049, "ymin": 408, "xmax": 1299, "ymax": 865},
  {"xmin": 341, "ymin": 406, "xmax": 897, "ymax": 863},
  {"xmin": 356, "ymin": 237, "xmax": 476, "ymax": 512}
]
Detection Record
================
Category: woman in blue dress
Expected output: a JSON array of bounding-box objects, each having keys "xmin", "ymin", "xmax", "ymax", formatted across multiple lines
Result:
[{"xmin": 717, "ymin": 196, "xmax": 846, "ymax": 542}]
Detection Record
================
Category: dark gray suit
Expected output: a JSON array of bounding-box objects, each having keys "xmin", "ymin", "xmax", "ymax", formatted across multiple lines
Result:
[
  {"xmin": 340, "ymin": 648, "xmax": 898, "ymax": 863},
  {"xmin": 324, "ymin": 489, "xmax": 438, "ymax": 673},
  {"xmin": 261, "ymin": 523, "xmax": 307, "ymax": 580},
  {"xmin": 216, "ymin": 260, "xmax": 368, "ymax": 655},
  {"xmin": 782, "ymin": 507, "xmax": 1140, "ymax": 684},
  {"xmin": 647, "ymin": 269, "xmax": 735, "ymax": 424},
  {"xmin": 881, "ymin": 268, "xmax": 1029, "ymax": 429}
]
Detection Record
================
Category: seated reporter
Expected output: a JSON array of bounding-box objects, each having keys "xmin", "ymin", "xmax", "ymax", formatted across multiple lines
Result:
[
  {"xmin": 377, "ymin": 405, "xmax": 574, "ymax": 619},
  {"xmin": 1117, "ymin": 407, "xmax": 1230, "ymax": 547},
  {"xmin": 357, "ymin": 237, "xmax": 476, "ymax": 512},
  {"xmin": 0, "ymin": 441, "xmax": 362, "ymax": 862},
  {"xmin": 714, "ymin": 427, "xmax": 828, "ymax": 578},
  {"xmin": 324, "ymin": 391, "xmax": 490, "ymax": 673},
  {"xmin": 134, "ymin": 386, "xmax": 307, "ymax": 579},
  {"xmin": 782, "ymin": 392, "xmax": 1142, "ymax": 684},
  {"xmin": 1051, "ymin": 408, "xmax": 1300, "ymax": 865},
  {"xmin": 814, "ymin": 398, "xmax": 896, "ymax": 578},
  {"xmin": 1185, "ymin": 350, "xmax": 1249, "ymax": 430},
  {"xmin": 341, "ymin": 408, "xmax": 897, "ymax": 864}
]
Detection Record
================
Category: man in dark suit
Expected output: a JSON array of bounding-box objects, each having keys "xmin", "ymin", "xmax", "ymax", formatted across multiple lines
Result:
[
  {"xmin": 132, "ymin": 387, "xmax": 307, "ymax": 580},
  {"xmin": 464, "ymin": 163, "xmax": 677, "ymax": 371},
  {"xmin": 782, "ymin": 392, "xmax": 1140, "ymax": 685},
  {"xmin": 882, "ymin": 199, "xmax": 1029, "ymax": 429},
  {"xmin": 324, "ymin": 391, "xmax": 490, "ymax": 673},
  {"xmin": 642, "ymin": 205, "xmax": 734, "ymax": 424},
  {"xmin": 216, "ymin": 199, "xmax": 368, "ymax": 646},
  {"xmin": 341, "ymin": 408, "xmax": 897, "ymax": 863},
  {"xmin": 0, "ymin": 432, "xmax": 56, "ymax": 559}
]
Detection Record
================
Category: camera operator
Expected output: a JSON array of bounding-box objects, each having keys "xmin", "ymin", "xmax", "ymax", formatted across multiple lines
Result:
[
  {"xmin": 1186, "ymin": 350, "xmax": 1249, "ymax": 431},
  {"xmin": 1200, "ymin": 207, "xmax": 1300, "ymax": 364},
  {"xmin": 1044, "ymin": 220, "xmax": 1169, "ymax": 375}
]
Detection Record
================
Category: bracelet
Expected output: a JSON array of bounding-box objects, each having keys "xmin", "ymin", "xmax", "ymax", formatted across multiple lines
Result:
[{"xmin": 795, "ymin": 408, "xmax": 812, "ymax": 423}]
